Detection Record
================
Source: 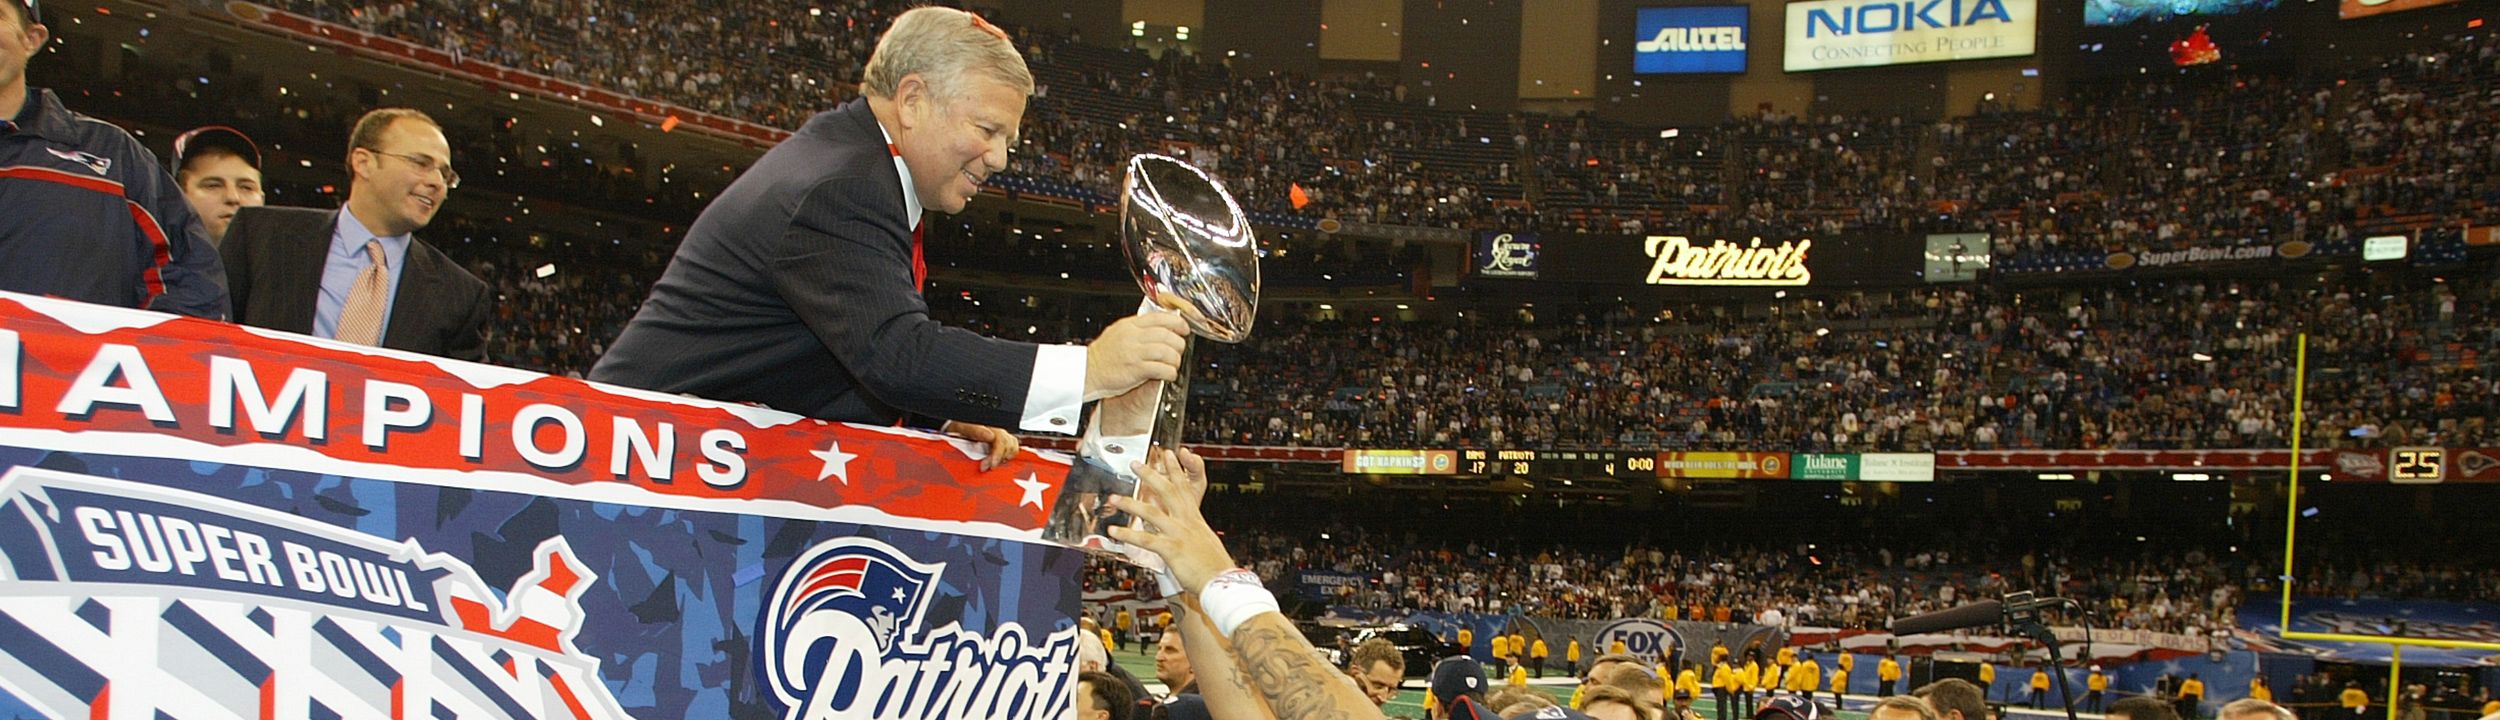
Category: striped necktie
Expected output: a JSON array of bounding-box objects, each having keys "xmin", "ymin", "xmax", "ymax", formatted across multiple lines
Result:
[{"xmin": 335, "ymin": 240, "xmax": 388, "ymax": 345}]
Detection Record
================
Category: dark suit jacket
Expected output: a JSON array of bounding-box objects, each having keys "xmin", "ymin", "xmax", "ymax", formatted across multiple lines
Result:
[
  {"xmin": 221, "ymin": 206, "xmax": 491, "ymax": 361},
  {"xmin": 591, "ymin": 98, "xmax": 1043, "ymax": 427}
]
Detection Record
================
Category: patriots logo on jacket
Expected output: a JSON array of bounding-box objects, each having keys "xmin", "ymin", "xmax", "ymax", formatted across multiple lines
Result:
[
  {"xmin": 45, "ymin": 147, "xmax": 112, "ymax": 176},
  {"xmin": 759, "ymin": 537, "xmax": 1082, "ymax": 720}
]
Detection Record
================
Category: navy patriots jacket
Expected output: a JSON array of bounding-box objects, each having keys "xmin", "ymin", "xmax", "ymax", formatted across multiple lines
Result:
[{"xmin": 0, "ymin": 87, "xmax": 229, "ymax": 319}]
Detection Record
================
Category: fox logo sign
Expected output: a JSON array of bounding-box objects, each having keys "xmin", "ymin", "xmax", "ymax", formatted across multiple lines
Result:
[{"xmin": 762, "ymin": 538, "xmax": 1082, "ymax": 720}]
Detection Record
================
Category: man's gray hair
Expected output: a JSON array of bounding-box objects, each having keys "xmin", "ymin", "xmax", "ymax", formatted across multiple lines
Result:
[
  {"xmin": 861, "ymin": 6, "xmax": 1033, "ymax": 104},
  {"xmin": 2219, "ymin": 699, "xmax": 2296, "ymax": 720}
]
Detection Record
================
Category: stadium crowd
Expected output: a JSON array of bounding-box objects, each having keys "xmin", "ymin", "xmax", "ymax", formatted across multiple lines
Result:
[
  {"xmin": 254, "ymin": 0, "xmax": 2500, "ymax": 255},
  {"xmin": 1083, "ymin": 519, "xmax": 2499, "ymax": 629},
  {"xmin": 60, "ymin": 1, "xmax": 2498, "ymax": 451}
]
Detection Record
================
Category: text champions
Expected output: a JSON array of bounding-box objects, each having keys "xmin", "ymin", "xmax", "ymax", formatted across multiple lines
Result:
[{"xmin": 0, "ymin": 330, "xmax": 752, "ymax": 486}]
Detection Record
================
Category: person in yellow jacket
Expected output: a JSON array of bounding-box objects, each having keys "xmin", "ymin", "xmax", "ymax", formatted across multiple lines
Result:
[
  {"xmin": 1509, "ymin": 662, "xmax": 1530, "ymax": 689},
  {"xmin": 1492, "ymin": 633, "xmax": 1512, "ymax": 676},
  {"xmin": 2086, "ymin": 665, "xmax": 2108, "ymax": 712},
  {"xmin": 1979, "ymin": 662, "xmax": 1997, "ymax": 703},
  {"xmin": 1788, "ymin": 652, "xmax": 1824, "ymax": 697},
  {"xmin": 2248, "ymin": 677, "xmax": 2271, "ymax": 703},
  {"xmin": 2179, "ymin": 673, "xmax": 2206, "ymax": 719},
  {"xmin": 1511, "ymin": 631, "xmax": 1527, "ymax": 668},
  {"xmin": 1777, "ymin": 646, "xmax": 1798, "ymax": 669},
  {"xmin": 1739, "ymin": 655, "xmax": 1763, "ymax": 716},
  {"xmin": 1838, "ymin": 652, "xmax": 1855, "ymax": 675},
  {"xmin": 1459, "ymin": 626, "xmax": 1475, "ymax": 655},
  {"xmin": 2030, "ymin": 665, "xmax": 2053, "ymax": 709},
  {"xmin": 2340, "ymin": 681, "xmax": 2371, "ymax": 719},
  {"xmin": 1712, "ymin": 642, "xmax": 1730, "ymax": 667},
  {"xmin": 1612, "ymin": 638, "xmax": 1630, "ymax": 656},
  {"xmin": 1878, "ymin": 654, "xmax": 1903, "ymax": 697},
  {"xmin": 1114, "ymin": 608, "xmax": 1134, "ymax": 651},
  {"xmin": 1712, "ymin": 659, "xmax": 1738, "ymax": 720},
  {"xmin": 1569, "ymin": 637, "xmax": 1584, "ymax": 673},
  {"xmin": 1830, "ymin": 660, "xmax": 1850, "ymax": 707},
  {"xmin": 1531, "ymin": 637, "xmax": 1551, "ymax": 678},
  {"xmin": 1678, "ymin": 663, "xmax": 1703, "ymax": 703}
]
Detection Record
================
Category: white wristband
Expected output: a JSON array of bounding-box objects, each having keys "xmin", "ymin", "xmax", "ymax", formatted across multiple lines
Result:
[{"xmin": 1197, "ymin": 569, "xmax": 1279, "ymax": 639}]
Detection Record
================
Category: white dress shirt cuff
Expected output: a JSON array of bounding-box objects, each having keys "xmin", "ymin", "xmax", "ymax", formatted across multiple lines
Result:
[{"xmin": 1018, "ymin": 343, "xmax": 1087, "ymax": 434}]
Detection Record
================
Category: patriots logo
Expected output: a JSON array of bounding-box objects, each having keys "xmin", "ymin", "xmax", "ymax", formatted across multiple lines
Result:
[
  {"xmin": 762, "ymin": 537, "xmax": 944, "ymax": 717},
  {"xmin": 45, "ymin": 148, "xmax": 112, "ymax": 176}
]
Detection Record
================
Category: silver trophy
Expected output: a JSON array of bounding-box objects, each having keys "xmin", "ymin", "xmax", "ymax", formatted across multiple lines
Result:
[{"xmin": 1043, "ymin": 154, "xmax": 1258, "ymax": 549}]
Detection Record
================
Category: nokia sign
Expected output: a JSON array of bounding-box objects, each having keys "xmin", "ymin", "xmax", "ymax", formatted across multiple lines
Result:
[
  {"xmin": 1784, "ymin": 0, "xmax": 2037, "ymax": 72},
  {"xmin": 1634, "ymin": 6, "xmax": 1750, "ymax": 74}
]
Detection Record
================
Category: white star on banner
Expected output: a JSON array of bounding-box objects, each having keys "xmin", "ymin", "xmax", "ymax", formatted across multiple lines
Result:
[
  {"xmin": 812, "ymin": 441, "xmax": 859, "ymax": 485},
  {"xmin": 1014, "ymin": 472, "xmax": 1052, "ymax": 510}
]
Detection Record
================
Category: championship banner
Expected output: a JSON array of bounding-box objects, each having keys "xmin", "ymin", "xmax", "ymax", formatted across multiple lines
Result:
[
  {"xmin": 1655, "ymin": 452, "xmax": 1790, "ymax": 479},
  {"xmin": 0, "ymin": 293, "xmax": 1085, "ymax": 719}
]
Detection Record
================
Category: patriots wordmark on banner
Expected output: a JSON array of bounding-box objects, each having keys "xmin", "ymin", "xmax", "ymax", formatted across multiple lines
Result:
[
  {"xmin": 763, "ymin": 537, "xmax": 1081, "ymax": 719},
  {"xmin": 0, "ymin": 467, "xmax": 630, "ymax": 718}
]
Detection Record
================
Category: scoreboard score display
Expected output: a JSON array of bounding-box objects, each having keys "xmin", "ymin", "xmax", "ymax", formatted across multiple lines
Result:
[{"xmin": 1457, "ymin": 449, "xmax": 1629, "ymax": 476}]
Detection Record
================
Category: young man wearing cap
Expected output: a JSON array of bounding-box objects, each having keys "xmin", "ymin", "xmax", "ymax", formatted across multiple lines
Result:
[
  {"xmin": 1429, "ymin": 656, "xmax": 1496, "ymax": 720},
  {"xmin": 0, "ymin": 0, "xmax": 228, "ymax": 318},
  {"xmin": 172, "ymin": 125, "xmax": 264, "ymax": 245},
  {"xmin": 1671, "ymin": 689, "xmax": 1703, "ymax": 720}
]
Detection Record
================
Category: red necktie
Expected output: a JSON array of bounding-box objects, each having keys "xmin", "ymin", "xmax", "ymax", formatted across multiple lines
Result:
[{"xmin": 911, "ymin": 224, "xmax": 926, "ymax": 294}]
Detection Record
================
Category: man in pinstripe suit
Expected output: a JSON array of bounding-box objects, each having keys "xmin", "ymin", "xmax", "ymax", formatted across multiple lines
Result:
[{"xmin": 592, "ymin": 7, "xmax": 1186, "ymax": 461}]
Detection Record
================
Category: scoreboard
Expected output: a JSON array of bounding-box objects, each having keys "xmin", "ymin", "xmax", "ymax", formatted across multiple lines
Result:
[{"xmin": 1456, "ymin": 449, "xmax": 1632, "ymax": 476}]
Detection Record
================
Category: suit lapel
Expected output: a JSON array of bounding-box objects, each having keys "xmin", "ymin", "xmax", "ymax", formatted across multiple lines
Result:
[
  {"xmin": 270, "ymin": 210, "xmax": 341, "ymax": 335},
  {"xmin": 381, "ymin": 239, "xmax": 432, "ymax": 351}
]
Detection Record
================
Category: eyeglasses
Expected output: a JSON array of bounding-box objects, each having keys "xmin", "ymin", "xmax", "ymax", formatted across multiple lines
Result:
[{"xmin": 364, "ymin": 148, "xmax": 460, "ymax": 189}]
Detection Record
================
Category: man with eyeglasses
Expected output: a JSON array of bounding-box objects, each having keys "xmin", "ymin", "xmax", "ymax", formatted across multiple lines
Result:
[
  {"xmin": 222, "ymin": 107, "xmax": 489, "ymax": 360},
  {"xmin": 1, "ymin": 0, "xmax": 229, "ymax": 319}
]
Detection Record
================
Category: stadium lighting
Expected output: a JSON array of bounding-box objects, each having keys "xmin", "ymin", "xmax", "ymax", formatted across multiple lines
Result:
[{"xmin": 534, "ymin": 264, "xmax": 557, "ymax": 278}]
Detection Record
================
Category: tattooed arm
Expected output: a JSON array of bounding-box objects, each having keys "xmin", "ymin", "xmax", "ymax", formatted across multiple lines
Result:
[
  {"xmin": 1169, "ymin": 595, "xmax": 1281, "ymax": 720},
  {"xmin": 1225, "ymin": 614, "xmax": 1384, "ymax": 720},
  {"xmin": 1108, "ymin": 450, "xmax": 1386, "ymax": 720}
]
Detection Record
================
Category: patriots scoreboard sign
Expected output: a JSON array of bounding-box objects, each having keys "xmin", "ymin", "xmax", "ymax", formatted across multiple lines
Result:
[{"xmin": 0, "ymin": 292, "xmax": 1087, "ymax": 719}]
